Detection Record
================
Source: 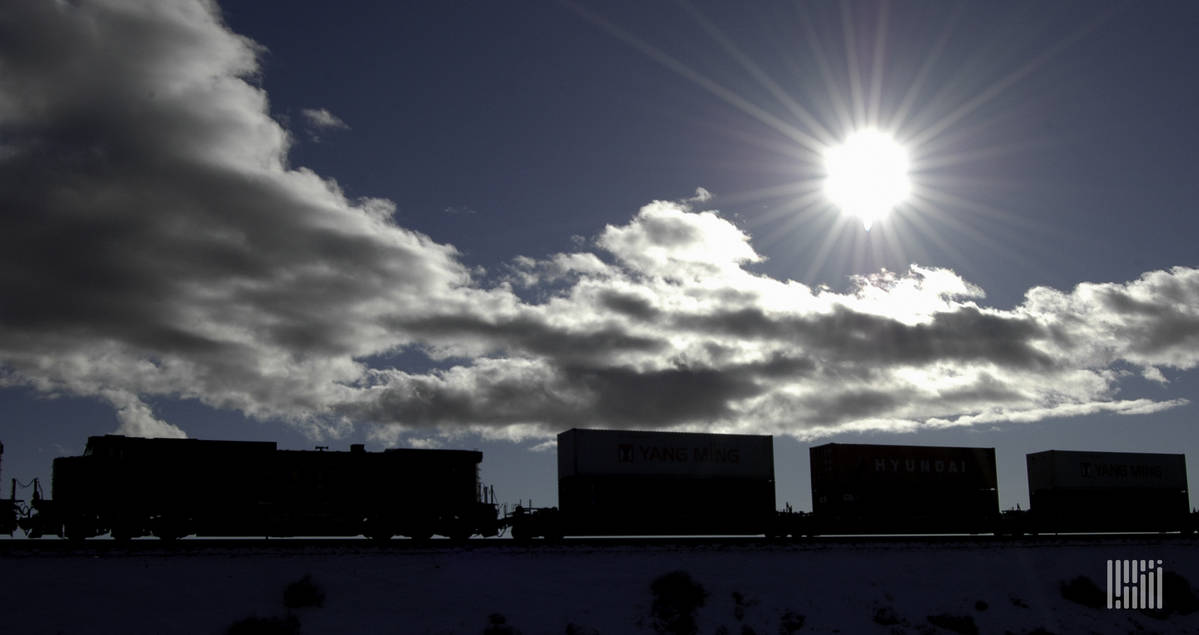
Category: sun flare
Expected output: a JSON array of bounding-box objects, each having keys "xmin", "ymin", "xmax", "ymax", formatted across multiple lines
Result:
[{"xmin": 823, "ymin": 130, "xmax": 911, "ymax": 230}]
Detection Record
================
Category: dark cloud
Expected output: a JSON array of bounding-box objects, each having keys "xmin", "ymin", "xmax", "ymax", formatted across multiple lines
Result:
[
  {"xmin": 675, "ymin": 304, "xmax": 1053, "ymax": 368},
  {"xmin": 395, "ymin": 314, "xmax": 667, "ymax": 362},
  {"xmin": 596, "ymin": 290, "xmax": 661, "ymax": 321}
]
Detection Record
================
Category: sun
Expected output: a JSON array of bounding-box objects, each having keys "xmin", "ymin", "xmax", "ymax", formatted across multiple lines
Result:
[{"xmin": 823, "ymin": 129, "xmax": 911, "ymax": 230}]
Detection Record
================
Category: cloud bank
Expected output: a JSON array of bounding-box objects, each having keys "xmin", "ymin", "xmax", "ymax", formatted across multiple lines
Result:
[{"xmin": 1, "ymin": 0, "xmax": 1196, "ymax": 442}]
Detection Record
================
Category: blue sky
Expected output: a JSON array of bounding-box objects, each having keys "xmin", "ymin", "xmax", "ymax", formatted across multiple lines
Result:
[{"xmin": 2, "ymin": 1, "xmax": 1197, "ymax": 513}]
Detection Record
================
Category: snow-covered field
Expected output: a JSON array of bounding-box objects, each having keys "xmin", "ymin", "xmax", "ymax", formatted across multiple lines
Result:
[{"xmin": 2, "ymin": 538, "xmax": 1197, "ymax": 634}]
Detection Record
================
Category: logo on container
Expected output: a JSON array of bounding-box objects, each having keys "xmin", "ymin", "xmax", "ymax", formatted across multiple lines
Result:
[
  {"xmin": 617, "ymin": 444, "xmax": 634, "ymax": 463},
  {"xmin": 1107, "ymin": 559, "xmax": 1163, "ymax": 609}
]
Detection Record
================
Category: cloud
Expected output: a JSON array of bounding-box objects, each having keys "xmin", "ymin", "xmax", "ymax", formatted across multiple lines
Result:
[
  {"xmin": 301, "ymin": 107, "xmax": 349, "ymax": 131},
  {"xmin": 443, "ymin": 205, "xmax": 477, "ymax": 216},
  {"xmin": 1, "ymin": 0, "xmax": 1196, "ymax": 444},
  {"xmin": 0, "ymin": 0, "xmax": 468, "ymax": 436}
]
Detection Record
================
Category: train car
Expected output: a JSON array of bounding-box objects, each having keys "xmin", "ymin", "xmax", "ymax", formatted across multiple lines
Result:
[
  {"xmin": 1026, "ymin": 450, "xmax": 1190, "ymax": 533},
  {"xmin": 514, "ymin": 428, "xmax": 776, "ymax": 538},
  {"xmin": 0, "ymin": 441, "xmax": 17, "ymax": 535},
  {"xmin": 807, "ymin": 443, "xmax": 999, "ymax": 534},
  {"xmin": 48, "ymin": 435, "xmax": 499, "ymax": 541}
]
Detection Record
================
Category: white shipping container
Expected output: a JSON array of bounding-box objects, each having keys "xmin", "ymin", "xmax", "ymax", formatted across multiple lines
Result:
[
  {"xmin": 558, "ymin": 428, "xmax": 773, "ymax": 480},
  {"xmin": 1027, "ymin": 450, "xmax": 1187, "ymax": 491}
]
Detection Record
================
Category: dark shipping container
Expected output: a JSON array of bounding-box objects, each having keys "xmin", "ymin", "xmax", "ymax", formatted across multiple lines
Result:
[
  {"xmin": 1026, "ymin": 450, "xmax": 1190, "ymax": 532},
  {"xmin": 557, "ymin": 428, "xmax": 776, "ymax": 535},
  {"xmin": 810, "ymin": 442, "xmax": 999, "ymax": 533}
]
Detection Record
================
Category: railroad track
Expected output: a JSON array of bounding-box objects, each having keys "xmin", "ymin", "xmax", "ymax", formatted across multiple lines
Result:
[{"xmin": 1, "ymin": 532, "xmax": 1194, "ymax": 556}]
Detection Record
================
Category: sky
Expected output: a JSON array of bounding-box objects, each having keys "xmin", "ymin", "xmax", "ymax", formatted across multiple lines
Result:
[{"xmin": 1, "ymin": 0, "xmax": 1197, "ymax": 515}]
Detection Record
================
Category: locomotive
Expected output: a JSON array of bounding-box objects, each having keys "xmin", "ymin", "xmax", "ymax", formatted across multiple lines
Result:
[
  {"xmin": 20, "ymin": 435, "xmax": 500, "ymax": 541},
  {"xmin": 3, "ymin": 429, "xmax": 1195, "ymax": 540}
]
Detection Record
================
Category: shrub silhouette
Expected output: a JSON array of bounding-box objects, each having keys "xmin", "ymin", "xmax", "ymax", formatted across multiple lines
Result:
[
  {"xmin": 649, "ymin": 570, "xmax": 708, "ymax": 635},
  {"xmin": 926, "ymin": 613, "xmax": 978, "ymax": 635},
  {"xmin": 1163, "ymin": 571, "xmax": 1199, "ymax": 615},
  {"xmin": 225, "ymin": 614, "xmax": 300, "ymax": 635},
  {"xmin": 564, "ymin": 622, "xmax": 599, "ymax": 635},
  {"xmin": 777, "ymin": 610, "xmax": 805, "ymax": 634},
  {"xmin": 1059, "ymin": 576, "xmax": 1105, "ymax": 609},
  {"xmin": 283, "ymin": 574, "xmax": 325, "ymax": 609},
  {"xmin": 871, "ymin": 606, "xmax": 900, "ymax": 626},
  {"xmin": 483, "ymin": 612, "xmax": 520, "ymax": 635}
]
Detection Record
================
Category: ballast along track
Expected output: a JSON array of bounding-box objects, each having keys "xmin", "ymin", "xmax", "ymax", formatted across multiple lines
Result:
[
  {"xmin": 1, "ymin": 533, "xmax": 1194, "ymax": 557},
  {"xmin": 2, "ymin": 430, "xmax": 1196, "ymax": 542}
]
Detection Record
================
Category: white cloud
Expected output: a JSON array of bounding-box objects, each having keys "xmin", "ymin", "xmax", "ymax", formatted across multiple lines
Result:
[
  {"xmin": 1, "ymin": 0, "xmax": 1196, "ymax": 445},
  {"xmin": 597, "ymin": 201, "xmax": 762, "ymax": 279},
  {"xmin": 301, "ymin": 107, "xmax": 349, "ymax": 130}
]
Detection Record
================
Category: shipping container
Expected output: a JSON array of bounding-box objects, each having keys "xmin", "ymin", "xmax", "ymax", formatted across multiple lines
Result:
[
  {"xmin": 1026, "ymin": 450, "xmax": 1187, "ymax": 491},
  {"xmin": 1026, "ymin": 450, "xmax": 1190, "ymax": 532},
  {"xmin": 558, "ymin": 428, "xmax": 773, "ymax": 480},
  {"xmin": 809, "ymin": 443, "xmax": 999, "ymax": 533},
  {"xmin": 556, "ymin": 429, "xmax": 775, "ymax": 535}
]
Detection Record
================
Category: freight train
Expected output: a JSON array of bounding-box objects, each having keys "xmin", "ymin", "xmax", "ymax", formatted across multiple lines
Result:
[{"xmin": 2, "ymin": 430, "xmax": 1195, "ymax": 540}]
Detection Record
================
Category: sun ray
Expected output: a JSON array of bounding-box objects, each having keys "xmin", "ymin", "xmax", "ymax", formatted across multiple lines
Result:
[
  {"xmin": 886, "ymin": 4, "xmax": 963, "ymax": 132},
  {"xmin": 839, "ymin": 0, "xmax": 868, "ymax": 128},
  {"xmin": 795, "ymin": 5, "xmax": 856, "ymax": 137},
  {"xmin": 908, "ymin": 9, "xmax": 1112, "ymax": 148},
  {"xmin": 802, "ymin": 211, "xmax": 857, "ymax": 285},
  {"xmin": 558, "ymin": 1, "xmax": 825, "ymax": 152},
  {"xmin": 866, "ymin": 0, "xmax": 891, "ymax": 127},
  {"xmin": 677, "ymin": 0, "xmax": 835, "ymax": 144}
]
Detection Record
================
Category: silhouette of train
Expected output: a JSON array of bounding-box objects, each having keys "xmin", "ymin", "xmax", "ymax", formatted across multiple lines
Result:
[{"xmin": 2, "ymin": 429, "xmax": 1194, "ymax": 540}]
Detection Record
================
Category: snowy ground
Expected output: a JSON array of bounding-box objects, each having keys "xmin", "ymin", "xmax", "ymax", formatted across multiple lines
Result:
[{"xmin": 2, "ymin": 537, "xmax": 1197, "ymax": 634}]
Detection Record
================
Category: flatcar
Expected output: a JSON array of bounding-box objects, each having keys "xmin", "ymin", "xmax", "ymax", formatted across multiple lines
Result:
[{"xmin": 39, "ymin": 435, "xmax": 499, "ymax": 541}]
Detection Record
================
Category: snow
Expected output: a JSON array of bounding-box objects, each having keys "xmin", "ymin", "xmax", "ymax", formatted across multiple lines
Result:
[{"xmin": 2, "ymin": 538, "xmax": 1197, "ymax": 634}]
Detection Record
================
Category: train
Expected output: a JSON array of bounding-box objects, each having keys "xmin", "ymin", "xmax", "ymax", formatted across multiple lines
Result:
[{"xmin": 1, "ymin": 429, "xmax": 1195, "ymax": 540}]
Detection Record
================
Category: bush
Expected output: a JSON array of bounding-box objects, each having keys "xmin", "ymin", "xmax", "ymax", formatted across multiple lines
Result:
[
  {"xmin": 483, "ymin": 612, "xmax": 520, "ymax": 635},
  {"xmin": 872, "ymin": 606, "xmax": 900, "ymax": 626},
  {"xmin": 925, "ymin": 613, "xmax": 978, "ymax": 635},
  {"xmin": 777, "ymin": 610, "xmax": 805, "ymax": 634},
  {"xmin": 283, "ymin": 574, "xmax": 325, "ymax": 609},
  {"xmin": 1163, "ymin": 571, "xmax": 1199, "ymax": 615},
  {"xmin": 1059, "ymin": 576, "xmax": 1105, "ymax": 609},
  {"xmin": 225, "ymin": 614, "xmax": 300, "ymax": 635},
  {"xmin": 564, "ymin": 623, "xmax": 599, "ymax": 635},
  {"xmin": 649, "ymin": 570, "xmax": 708, "ymax": 635}
]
